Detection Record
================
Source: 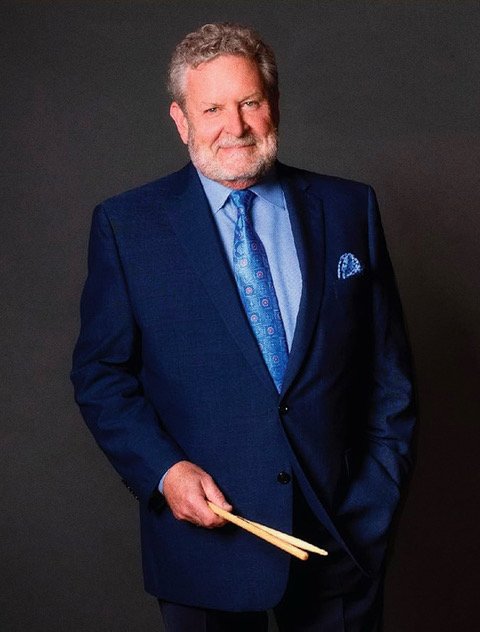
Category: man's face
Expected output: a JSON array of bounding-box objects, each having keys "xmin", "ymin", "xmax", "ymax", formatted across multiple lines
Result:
[{"xmin": 170, "ymin": 54, "xmax": 278, "ymax": 189}]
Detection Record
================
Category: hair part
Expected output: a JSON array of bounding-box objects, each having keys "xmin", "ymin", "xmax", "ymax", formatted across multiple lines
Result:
[{"xmin": 168, "ymin": 22, "xmax": 279, "ymax": 109}]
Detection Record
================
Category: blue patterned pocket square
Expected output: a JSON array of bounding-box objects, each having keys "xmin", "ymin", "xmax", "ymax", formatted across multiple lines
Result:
[{"xmin": 337, "ymin": 253, "xmax": 363, "ymax": 279}]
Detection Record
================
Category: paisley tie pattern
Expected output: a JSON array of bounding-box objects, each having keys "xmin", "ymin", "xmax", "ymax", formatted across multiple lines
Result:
[{"xmin": 231, "ymin": 189, "xmax": 289, "ymax": 392}]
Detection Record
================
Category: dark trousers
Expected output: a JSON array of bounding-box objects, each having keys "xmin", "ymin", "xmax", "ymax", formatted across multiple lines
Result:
[
  {"xmin": 159, "ymin": 488, "xmax": 384, "ymax": 631},
  {"xmin": 160, "ymin": 579, "xmax": 382, "ymax": 631}
]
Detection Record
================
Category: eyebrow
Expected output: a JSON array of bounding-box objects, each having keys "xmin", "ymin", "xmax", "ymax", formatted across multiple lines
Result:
[
  {"xmin": 240, "ymin": 92, "xmax": 264, "ymax": 101},
  {"xmin": 199, "ymin": 92, "xmax": 265, "ymax": 107}
]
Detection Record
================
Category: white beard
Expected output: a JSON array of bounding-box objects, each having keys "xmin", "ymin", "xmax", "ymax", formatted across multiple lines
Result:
[{"xmin": 187, "ymin": 129, "xmax": 278, "ymax": 185}]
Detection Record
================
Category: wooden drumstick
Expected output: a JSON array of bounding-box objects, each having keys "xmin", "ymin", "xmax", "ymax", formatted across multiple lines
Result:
[
  {"xmin": 207, "ymin": 502, "xmax": 309, "ymax": 561},
  {"xmin": 244, "ymin": 519, "xmax": 328, "ymax": 556}
]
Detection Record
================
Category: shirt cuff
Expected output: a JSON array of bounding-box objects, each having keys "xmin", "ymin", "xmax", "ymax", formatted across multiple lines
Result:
[{"xmin": 158, "ymin": 468, "xmax": 171, "ymax": 494}]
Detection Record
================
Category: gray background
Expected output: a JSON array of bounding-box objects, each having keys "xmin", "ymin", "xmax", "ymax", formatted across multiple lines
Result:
[{"xmin": 2, "ymin": 1, "xmax": 479, "ymax": 630}]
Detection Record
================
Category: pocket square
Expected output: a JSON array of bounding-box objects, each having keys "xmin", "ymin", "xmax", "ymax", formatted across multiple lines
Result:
[{"xmin": 337, "ymin": 253, "xmax": 363, "ymax": 279}]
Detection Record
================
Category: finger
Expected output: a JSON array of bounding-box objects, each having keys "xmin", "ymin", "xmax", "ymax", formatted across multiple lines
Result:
[
  {"xmin": 201, "ymin": 474, "xmax": 233, "ymax": 512},
  {"xmin": 198, "ymin": 476, "xmax": 232, "ymax": 527},
  {"xmin": 191, "ymin": 494, "xmax": 227, "ymax": 528}
]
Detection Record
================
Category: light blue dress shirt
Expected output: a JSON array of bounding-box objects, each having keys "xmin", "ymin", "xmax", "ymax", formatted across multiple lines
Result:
[
  {"xmin": 197, "ymin": 168, "xmax": 302, "ymax": 350},
  {"xmin": 159, "ymin": 168, "xmax": 302, "ymax": 492}
]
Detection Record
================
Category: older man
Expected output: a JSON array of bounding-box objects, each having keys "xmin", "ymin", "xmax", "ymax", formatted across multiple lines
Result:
[{"xmin": 72, "ymin": 23, "xmax": 415, "ymax": 631}]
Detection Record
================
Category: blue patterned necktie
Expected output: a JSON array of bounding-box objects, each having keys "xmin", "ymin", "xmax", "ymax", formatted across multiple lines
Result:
[{"xmin": 231, "ymin": 189, "xmax": 289, "ymax": 392}]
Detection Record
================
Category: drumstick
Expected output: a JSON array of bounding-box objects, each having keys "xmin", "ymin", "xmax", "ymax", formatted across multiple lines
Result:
[
  {"xmin": 243, "ymin": 519, "xmax": 328, "ymax": 556},
  {"xmin": 207, "ymin": 502, "xmax": 309, "ymax": 561}
]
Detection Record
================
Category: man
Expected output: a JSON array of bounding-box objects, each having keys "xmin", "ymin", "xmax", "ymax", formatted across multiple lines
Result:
[{"xmin": 71, "ymin": 22, "xmax": 415, "ymax": 631}]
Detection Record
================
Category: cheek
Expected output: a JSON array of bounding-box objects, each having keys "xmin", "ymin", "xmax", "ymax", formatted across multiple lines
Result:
[
  {"xmin": 195, "ymin": 123, "xmax": 224, "ymax": 148},
  {"xmin": 249, "ymin": 113, "xmax": 276, "ymax": 136}
]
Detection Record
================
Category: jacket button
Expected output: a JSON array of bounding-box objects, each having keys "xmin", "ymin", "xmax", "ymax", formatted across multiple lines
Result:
[
  {"xmin": 278, "ymin": 404, "xmax": 289, "ymax": 414},
  {"xmin": 277, "ymin": 471, "xmax": 291, "ymax": 484}
]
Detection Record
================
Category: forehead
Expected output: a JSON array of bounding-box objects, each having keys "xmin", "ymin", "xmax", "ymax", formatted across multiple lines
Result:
[{"xmin": 183, "ymin": 54, "xmax": 265, "ymax": 102}]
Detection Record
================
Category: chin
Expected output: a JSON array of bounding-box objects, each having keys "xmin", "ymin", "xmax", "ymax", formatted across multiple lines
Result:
[{"xmin": 195, "ymin": 156, "xmax": 276, "ymax": 186}]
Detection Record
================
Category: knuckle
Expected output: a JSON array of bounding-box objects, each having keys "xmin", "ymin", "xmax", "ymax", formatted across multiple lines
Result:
[
  {"xmin": 202, "ymin": 474, "xmax": 214, "ymax": 486},
  {"xmin": 185, "ymin": 494, "xmax": 199, "ymax": 510}
]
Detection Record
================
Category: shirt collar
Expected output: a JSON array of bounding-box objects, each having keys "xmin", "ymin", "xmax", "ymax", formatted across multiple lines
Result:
[{"xmin": 196, "ymin": 165, "xmax": 284, "ymax": 214}]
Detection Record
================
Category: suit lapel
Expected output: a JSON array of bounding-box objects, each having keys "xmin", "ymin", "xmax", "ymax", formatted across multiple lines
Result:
[
  {"xmin": 158, "ymin": 163, "xmax": 325, "ymax": 397},
  {"xmin": 160, "ymin": 164, "xmax": 277, "ymax": 394},
  {"xmin": 279, "ymin": 166, "xmax": 326, "ymax": 395}
]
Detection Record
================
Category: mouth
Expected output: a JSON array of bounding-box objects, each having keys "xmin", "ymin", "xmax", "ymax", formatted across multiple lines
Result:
[{"xmin": 218, "ymin": 144, "xmax": 255, "ymax": 153}]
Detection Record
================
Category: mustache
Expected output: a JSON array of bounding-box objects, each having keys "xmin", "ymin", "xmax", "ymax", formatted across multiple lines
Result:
[{"xmin": 216, "ymin": 135, "xmax": 258, "ymax": 149}]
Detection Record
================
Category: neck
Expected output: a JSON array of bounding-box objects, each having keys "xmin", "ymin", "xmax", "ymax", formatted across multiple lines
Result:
[{"xmin": 221, "ymin": 177, "xmax": 259, "ymax": 190}]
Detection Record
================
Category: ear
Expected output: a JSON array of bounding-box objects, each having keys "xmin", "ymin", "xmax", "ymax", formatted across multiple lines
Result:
[{"xmin": 170, "ymin": 102, "xmax": 189, "ymax": 145}]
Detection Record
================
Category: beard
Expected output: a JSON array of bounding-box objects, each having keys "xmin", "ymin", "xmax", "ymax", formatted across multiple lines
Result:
[{"xmin": 187, "ymin": 127, "xmax": 278, "ymax": 185}]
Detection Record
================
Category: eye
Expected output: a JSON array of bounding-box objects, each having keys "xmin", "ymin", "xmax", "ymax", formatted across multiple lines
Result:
[
  {"xmin": 243, "ymin": 100, "xmax": 259, "ymax": 108},
  {"xmin": 204, "ymin": 106, "xmax": 218, "ymax": 114}
]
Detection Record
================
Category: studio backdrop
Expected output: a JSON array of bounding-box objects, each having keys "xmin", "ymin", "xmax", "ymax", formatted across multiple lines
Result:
[{"xmin": 1, "ymin": 2, "xmax": 479, "ymax": 630}]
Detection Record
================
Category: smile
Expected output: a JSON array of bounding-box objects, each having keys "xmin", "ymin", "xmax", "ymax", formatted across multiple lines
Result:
[{"xmin": 218, "ymin": 144, "xmax": 255, "ymax": 151}]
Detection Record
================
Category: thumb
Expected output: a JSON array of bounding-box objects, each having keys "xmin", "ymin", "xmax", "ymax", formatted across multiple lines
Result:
[{"xmin": 201, "ymin": 476, "xmax": 233, "ymax": 511}]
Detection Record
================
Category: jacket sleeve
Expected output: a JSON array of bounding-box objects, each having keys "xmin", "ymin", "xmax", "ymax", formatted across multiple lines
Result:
[
  {"xmin": 335, "ymin": 187, "xmax": 416, "ymax": 574},
  {"xmin": 71, "ymin": 205, "xmax": 185, "ymax": 503}
]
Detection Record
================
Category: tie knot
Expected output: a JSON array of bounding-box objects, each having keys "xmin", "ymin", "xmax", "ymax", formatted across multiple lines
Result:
[{"xmin": 230, "ymin": 189, "xmax": 255, "ymax": 215}]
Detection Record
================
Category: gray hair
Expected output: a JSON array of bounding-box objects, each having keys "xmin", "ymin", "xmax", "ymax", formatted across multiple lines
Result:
[{"xmin": 168, "ymin": 22, "xmax": 279, "ymax": 108}]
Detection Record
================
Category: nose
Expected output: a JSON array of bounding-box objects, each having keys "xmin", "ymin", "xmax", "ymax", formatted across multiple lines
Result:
[{"xmin": 224, "ymin": 107, "xmax": 249, "ymax": 137}]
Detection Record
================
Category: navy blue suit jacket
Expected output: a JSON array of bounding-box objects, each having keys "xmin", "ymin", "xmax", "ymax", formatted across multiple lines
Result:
[{"xmin": 71, "ymin": 162, "xmax": 415, "ymax": 610}]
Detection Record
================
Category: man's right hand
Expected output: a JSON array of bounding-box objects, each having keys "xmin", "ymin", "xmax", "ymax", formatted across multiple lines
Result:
[{"xmin": 162, "ymin": 460, "xmax": 233, "ymax": 528}]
